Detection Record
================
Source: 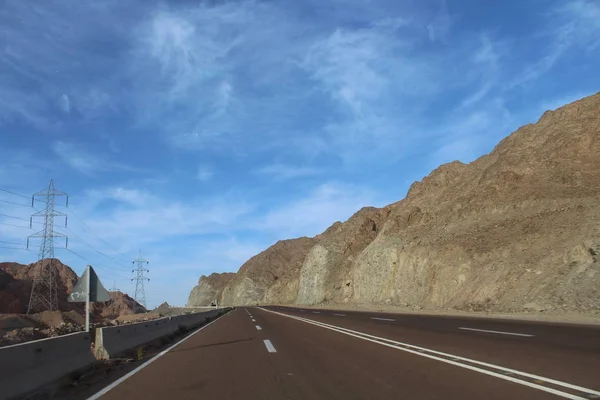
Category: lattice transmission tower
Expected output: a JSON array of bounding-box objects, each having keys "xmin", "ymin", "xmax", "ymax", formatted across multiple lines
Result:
[
  {"xmin": 109, "ymin": 280, "xmax": 120, "ymax": 304},
  {"xmin": 132, "ymin": 250, "xmax": 149, "ymax": 311},
  {"xmin": 26, "ymin": 179, "xmax": 69, "ymax": 314}
]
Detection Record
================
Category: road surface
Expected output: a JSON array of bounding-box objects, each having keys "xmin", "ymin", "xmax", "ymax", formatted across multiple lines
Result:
[{"xmin": 87, "ymin": 306, "xmax": 600, "ymax": 400}]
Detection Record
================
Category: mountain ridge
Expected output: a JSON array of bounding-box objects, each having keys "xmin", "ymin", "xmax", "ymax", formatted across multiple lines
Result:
[{"xmin": 188, "ymin": 92, "xmax": 600, "ymax": 315}]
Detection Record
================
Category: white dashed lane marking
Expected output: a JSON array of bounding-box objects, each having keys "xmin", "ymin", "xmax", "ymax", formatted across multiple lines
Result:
[
  {"xmin": 333, "ymin": 313, "xmax": 346, "ymax": 317},
  {"xmin": 458, "ymin": 327, "xmax": 534, "ymax": 337},
  {"xmin": 256, "ymin": 325, "xmax": 262, "ymax": 331},
  {"xmin": 263, "ymin": 339, "xmax": 277, "ymax": 353},
  {"xmin": 259, "ymin": 308, "xmax": 599, "ymax": 400},
  {"xmin": 371, "ymin": 317, "xmax": 395, "ymax": 322}
]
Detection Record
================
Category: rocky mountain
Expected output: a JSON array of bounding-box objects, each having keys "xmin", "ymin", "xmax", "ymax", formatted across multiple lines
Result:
[
  {"xmin": 187, "ymin": 272, "xmax": 235, "ymax": 306},
  {"xmin": 188, "ymin": 92, "xmax": 600, "ymax": 315},
  {"xmin": 349, "ymin": 94, "xmax": 600, "ymax": 313},
  {"xmin": 0, "ymin": 259, "xmax": 144, "ymax": 317}
]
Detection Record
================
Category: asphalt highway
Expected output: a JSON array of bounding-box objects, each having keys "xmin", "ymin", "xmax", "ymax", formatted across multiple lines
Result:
[{"xmin": 87, "ymin": 306, "xmax": 600, "ymax": 400}]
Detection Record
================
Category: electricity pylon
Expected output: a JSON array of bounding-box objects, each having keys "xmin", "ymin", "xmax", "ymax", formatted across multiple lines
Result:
[
  {"xmin": 109, "ymin": 280, "xmax": 120, "ymax": 304},
  {"xmin": 131, "ymin": 249, "xmax": 149, "ymax": 312},
  {"xmin": 26, "ymin": 180, "xmax": 68, "ymax": 314}
]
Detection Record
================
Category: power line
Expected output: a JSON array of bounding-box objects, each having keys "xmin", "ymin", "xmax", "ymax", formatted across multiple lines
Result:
[
  {"xmin": 0, "ymin": 188, "xmax": 46, "ymax": 205},
  {"xmin": 0, "ymin": 246, "xmax": 33, "ymax": 251},
  {"xmin": 57, "ymin": 248, "xmax": 130, "ymax": 281},
  {"xmin": 64, "ymin": 207, "xmax": 130, "ymax": 261},
  {"xmin": 0, "ymin": 221, "xmax": 32, "ymax": 229},
  {"xmin": 0, "ymin": 213, "xmax": 30, "ymax": 222},
  {"xmin": 0, "ymin": 239, "xmax": 26, "ymax": 246},
  {"xmin": 0, "ymin": 213, "xmax": 43, "ymax": 226},
  {"xmin": 0, "ymin": 198, "xmax": 32, "ymax": 208},
  {"xmin": 62, "ymin": 227, "xmax": 132, "ymax": 271},
  {"xmin": 0, "ymin": 188, "xmax": 30, "ymax": 199}
]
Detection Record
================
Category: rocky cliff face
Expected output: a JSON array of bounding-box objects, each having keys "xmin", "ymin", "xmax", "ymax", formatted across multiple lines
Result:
[
  {"xmin": 187, "ymin": 272, "xmax": 235, "ymax": 306},
  {"xmin": 221, "ymin": 238, "xmax": 316, "ymax": 306},
  {"xmin": 188, "ymin": 92, "xmax": 600, "ymax": 314},
  {"xmin": 296, "ymin": 206, "xmax": 392, "ymax": 305}
]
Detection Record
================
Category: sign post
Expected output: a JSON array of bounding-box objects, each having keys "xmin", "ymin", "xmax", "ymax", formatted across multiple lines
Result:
[{"xmin": 68, "ymin": 265, "xmax": 110, "ymax": 332}]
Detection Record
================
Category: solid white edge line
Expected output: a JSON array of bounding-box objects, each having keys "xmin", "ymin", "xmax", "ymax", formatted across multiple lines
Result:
[
  {"xmin": 256, "ymin": 325, "xmax": 262, "ymax": 330},
  {"xmin": 371, "ymin": 317, "xmax": 395, "ymax": 321},
  {"xmin": 459, "ymin": 327, "xmax": 534, "ymax": 337},
  {"xmin": 258, "ymin": 308, "xmax": 598, "ymax": 399},
  {"xmin": 263, "ymin": 339, "xmax": 277, "ymax": 353},
  {"xmin": 86, "ymin": 310, "xmax": 232, "ymax": 400}
]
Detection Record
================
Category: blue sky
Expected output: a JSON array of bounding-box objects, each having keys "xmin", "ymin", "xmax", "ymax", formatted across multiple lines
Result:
[{"xmin": 1, "ymin": 0, "xmax": 599, "ymax": 308}]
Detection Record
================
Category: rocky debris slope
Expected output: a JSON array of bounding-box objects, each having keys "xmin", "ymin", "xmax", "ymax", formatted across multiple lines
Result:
[
  {"xmin": 187, "ymin": 272, "xmax": 235, "ymax": 306},
  {"xmin": 189, "ymin": 92, "xmax": 600, "ymax": 315},
  {"xmin": 221, "ymin": 238, "xmax": 317, "ymax": 306},
  {"xmin": 0, "ymin": 311, "xmax": 87, "ymax": 347}
]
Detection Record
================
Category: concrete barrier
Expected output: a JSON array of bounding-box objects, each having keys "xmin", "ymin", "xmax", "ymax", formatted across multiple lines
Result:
[
  {"xmin": 95, "ymin": 309, "xmax": 229, "ymax": 359},
  {"xmin": 0, "ymin": 331, "xmax": 95, "ymax": 400}
]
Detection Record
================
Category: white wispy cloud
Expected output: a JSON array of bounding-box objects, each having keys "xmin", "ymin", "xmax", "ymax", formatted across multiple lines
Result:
[
  {"xmin": 60, "ymin": 94, "xmax": 70, "ymax": 113},
  {"xmin": 301, "ymin": 22, "xmax": 441, "ymax": 163},
  {"xmin": 426, "ymin": 0, "xmax": 455, "ymax": 43},
  {"xmin": 196, "ymin": 165, "xmax": 214, "ymax": 182},
  {"xmin": 259, "ymin": 183, "xmax": 387, "ymax": 238},
  {"xmin": 51, "ymin": 141, "xmax": 140, "ymax": 176},
  {"xmin": 458, "ymin": 34, "xmax": 504, "ymax": 109},
  {"xmin": 82, "ymin": 191, "xmax": 254, "ymax": 245},
  {"xmin": 52, "ymin": 141, "xmax": 106, "ymax": 176},
  {"xmin": 510, "ymin": 0, "xmax": 600, "ymax": 88},
  {"xmin": 427, "ymin": 99, "xmax": 514, "ymax": 170},
  {"xmin": 108, "ymin": 187, "xmax": 150, "ymax": 205},
  {"xmin": 256, "ymin": 165, "xmax": 323, "ymax": 181}
]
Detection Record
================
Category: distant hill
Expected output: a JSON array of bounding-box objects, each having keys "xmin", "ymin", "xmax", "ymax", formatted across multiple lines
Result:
[
  {"xmin": 0, "ymin": 259, "xmax": 145, "ymax": 317},
  {"xmin": 187, "ymin": 272, "xmax": 236, "ymax": 306}
]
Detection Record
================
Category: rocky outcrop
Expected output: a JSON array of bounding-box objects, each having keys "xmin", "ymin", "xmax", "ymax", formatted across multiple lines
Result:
[
  {"xmin": 187, "ymin": 272, "xmax": 235, "ymax": 306},
  {"xmin": 296, "ymin": 207, "xmax": 391, "ymax": 305},
  {"xmin": 221, "ymin": 238, "xmax": 316, "ymax": 306},
  {"xmin": 188, "ymin": 92, "xmax": 600, "ymax": 314},
  {"xmin": 0, "ymin": 259, "xmax": 78, "ymax": 313}
]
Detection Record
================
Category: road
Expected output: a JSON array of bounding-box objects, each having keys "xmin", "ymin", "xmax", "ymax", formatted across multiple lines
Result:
[{"xmin": 87, "ymin": 306, "xmax": 600, "ymax": 400}]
